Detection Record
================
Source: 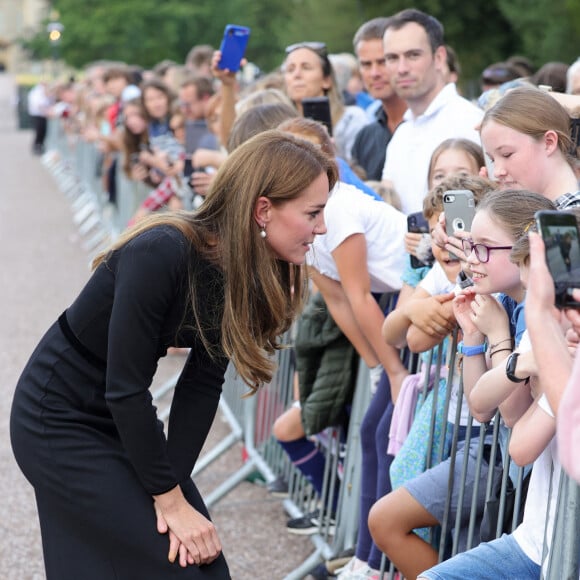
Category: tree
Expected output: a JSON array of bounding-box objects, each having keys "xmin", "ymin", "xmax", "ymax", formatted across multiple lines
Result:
[
  {"xmin": 50, "ymin": 0, "xmax": 229, "ymax": 68},
  {"xmin": 22, "ymin": 0, "xmax": 577, "ymax": 93},
  {"xmin": 497, "ymin": 0, "xmax": 580, "ymax": 69}
]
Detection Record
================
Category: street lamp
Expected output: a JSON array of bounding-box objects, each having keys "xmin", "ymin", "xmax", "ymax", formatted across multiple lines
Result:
[{"xmin": 47, "ymin": 20, "xmax": 64, "ymax": 78}]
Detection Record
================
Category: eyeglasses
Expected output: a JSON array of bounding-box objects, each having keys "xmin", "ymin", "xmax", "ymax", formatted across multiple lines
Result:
[
  {"xmin": 462, "ymin": 239, "xmax": 513, "ymax": 263},
  {"xmin": 285, "ymin": 42, "xmax": 327, "ymax": 56}
]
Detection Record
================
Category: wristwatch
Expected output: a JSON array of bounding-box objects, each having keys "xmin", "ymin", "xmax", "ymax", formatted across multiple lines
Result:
[
  {"xmin": 505, "ymin": 352, "xmax": 529, "ymax": 383},
  {"xmin": 457, "ymin": 341, "xmax": 487, "ymax": 356}
]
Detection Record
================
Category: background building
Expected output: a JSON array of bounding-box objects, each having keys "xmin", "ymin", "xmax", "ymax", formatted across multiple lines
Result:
[{"xmin": 0, "ymin": 0, "xmax": 50, "ymax": 72}]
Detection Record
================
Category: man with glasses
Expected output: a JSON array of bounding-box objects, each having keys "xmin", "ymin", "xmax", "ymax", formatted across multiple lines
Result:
[
  {"xmin": 178, "ymin": 75, "xmax": 219, "ymax": 151},
  {"xmin": 351, "ymin": 17, "xmax": 407, "ymax": 181},
  {"xmin": 381, "ymin": 9, "xmax": 483, "ymax": 215}
]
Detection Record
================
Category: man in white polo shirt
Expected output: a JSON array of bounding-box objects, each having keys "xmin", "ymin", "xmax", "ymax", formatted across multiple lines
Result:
[{"xmin": 381, "ymin": 9, "xmax": 483, "ymax": 214}]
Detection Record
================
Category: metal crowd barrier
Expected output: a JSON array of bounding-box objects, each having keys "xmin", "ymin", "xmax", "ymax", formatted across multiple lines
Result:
[
  {"xmin": 44, "ymin": 114, "xmax": 580, "ymax": 580},
  {"xmin": 43, "ymin": 117, "xmax": 151, "ymax": 255}
]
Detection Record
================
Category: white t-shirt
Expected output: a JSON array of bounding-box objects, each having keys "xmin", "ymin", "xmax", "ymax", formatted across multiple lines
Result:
[
  {"xmin": 307, "ymin": 181, "xmax": 407, "ymax": 293},
  {"xmin": 27, "ymin": 84, "xmax": 51, "ymax": 116},
  {"xmin": 512, "ymin": 394, "xmax": 562, "ymax": 574},
  {"xmin": 381, "ymin": 83, "xmax": 483, "ymax": 215}
]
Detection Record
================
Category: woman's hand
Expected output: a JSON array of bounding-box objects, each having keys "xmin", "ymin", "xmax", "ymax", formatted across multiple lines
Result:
[
  {"xmin": 154, "ymin": 487, "xmax": 221, "ymax": 567},
  {"xmin": 155, "ymin": 502, "xmax": 194, "ymax": 568},
  {"xmin": 211, "ymin": 51, "xmax": 240, "ymax": 86}
]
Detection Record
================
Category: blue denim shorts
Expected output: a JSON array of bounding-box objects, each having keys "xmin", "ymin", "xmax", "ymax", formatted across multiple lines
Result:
[{"xmin": 418, "ymin": 534, "xmax": 541, "ymax": 579}]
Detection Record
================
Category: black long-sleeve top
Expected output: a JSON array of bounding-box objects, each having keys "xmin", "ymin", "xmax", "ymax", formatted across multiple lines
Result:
[{"xmin": 65, "ymin": 225, "xmax": 228, "ymax": 495}]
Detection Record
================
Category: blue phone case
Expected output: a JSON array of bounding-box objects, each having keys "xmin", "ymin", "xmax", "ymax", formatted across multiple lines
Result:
[{"xmin": 218, "ymin": 25, "xmax": 250, "ymax": 72}]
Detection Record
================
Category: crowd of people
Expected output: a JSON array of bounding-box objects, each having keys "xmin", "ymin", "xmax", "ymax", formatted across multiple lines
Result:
[{"xmin": 14, "ymin": 6, "xmax": 580, "ymax": 580}]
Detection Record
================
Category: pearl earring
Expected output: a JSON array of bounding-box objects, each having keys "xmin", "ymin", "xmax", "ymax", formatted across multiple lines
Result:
[{"xmin": 260, "ymin": 224, "xmax": 267, "ymax": 239}]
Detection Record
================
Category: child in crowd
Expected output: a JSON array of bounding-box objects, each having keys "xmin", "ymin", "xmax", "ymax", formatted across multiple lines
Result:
[
  {"xmin": 418, "ymin": 192, "xmax": 565, "ymax": 580},
  {"xmin": 337, "ymin": 144, "xmax": 486, "ymax": 580},
  {"xmin": 406, "ymin": 138, "xmax": 485, "ymax": 263},
  {"xmin": 369, "ymin": 176, "xmax": 497, "ymax": 580}
]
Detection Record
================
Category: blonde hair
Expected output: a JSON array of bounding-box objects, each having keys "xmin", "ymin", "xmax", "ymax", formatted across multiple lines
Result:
[
  {"xmin": 93, "ymin": 131, "xmax": 339, "ymax": 393},
  {"xmin": 481, "ymin": 86, "xmax": 575, "ymax": 163}
]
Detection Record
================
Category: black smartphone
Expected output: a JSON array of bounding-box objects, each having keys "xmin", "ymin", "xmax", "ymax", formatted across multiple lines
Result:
[
  {"xmin": 535, "ymin": 210, "xmax": 580, "ymax": 308},
  {"xmin": 407, "ymin": 211, "xmax": 434, "ymax": 269},
  {"xmin": 302, "ymin": 96, "xmax": 332, "ymax": 136},
  {"xmin": 184, "ymin": 120, "xmax": 210, "ymax": 182},
  {"xmin": 443, "ymin": 189, "xmax": 475, "ymax": 260},
  {"xmin": 217, "ymin": 24, "xmax": 251, "ymax": 72}
]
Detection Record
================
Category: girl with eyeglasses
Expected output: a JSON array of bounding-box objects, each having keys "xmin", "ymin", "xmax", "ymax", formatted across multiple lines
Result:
[
  {"xmin": 417, "ymin": 196, "xmax": 571, "ymax": 580},
  {"xmin": 453, "ymin": 190, "xmax": 555, "ymax": 421},
  {"xmin": 370, "ymin": 189, "xmax": 556, "ymax": 580},
  {"xmin": 282, "ymin": 42, "xmax": 370, "ymax": 164}
]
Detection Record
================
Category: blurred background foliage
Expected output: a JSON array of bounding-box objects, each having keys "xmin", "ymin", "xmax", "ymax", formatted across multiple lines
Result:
[{"xmin": 20, "ymin": 0, "xmax": 580, "ymax": 93}]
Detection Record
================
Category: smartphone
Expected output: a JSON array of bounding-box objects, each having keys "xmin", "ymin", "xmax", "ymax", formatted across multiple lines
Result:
[
  {"xmin": 302, "ymin": 96, "xmax": 333, "ymax": 136},
  {"xmin": 217, "ymin": 24, "xmax": 251, "ymax": 72},
  {"xmin": 443, "ymin": 189, "xmax": 475, "ymax": 259},
  {"xmin": 407, "ymin": 211, "xmax": 434, "ymax": 269},
  {"xmin": 129, "ymin": 152, "xmax": 141, "ymax": 166},
  {"xmin": 535, "ymin": 210, "xmax": 580, "ymax": 308}
]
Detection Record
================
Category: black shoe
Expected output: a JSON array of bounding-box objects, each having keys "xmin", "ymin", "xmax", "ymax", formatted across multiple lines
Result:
[
  {"xmin": 286, "ymin": 510, "xmax": 320, "ymax": 535},
  {"xmin": 267, "ymin": 475, "xmax": 289, "ymax": 498},
  {"xmin": 286, "ymin": 509, "xmax": 336, "ymax": 535}
]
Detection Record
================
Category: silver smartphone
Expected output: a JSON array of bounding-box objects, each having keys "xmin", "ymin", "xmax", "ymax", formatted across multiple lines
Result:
[{"xmin": 443, "ymin": 189, "xmax": 475, "ymax": 259}]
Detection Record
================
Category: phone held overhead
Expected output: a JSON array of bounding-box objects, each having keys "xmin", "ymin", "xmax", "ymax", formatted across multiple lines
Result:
[{"xmin": 217, "ymin": 24, "xmax": 251, "ymax": 72}]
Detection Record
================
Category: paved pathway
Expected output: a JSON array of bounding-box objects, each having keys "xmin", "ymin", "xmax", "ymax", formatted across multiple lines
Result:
[{"xmin": 0, "ymin": 73, "xmax": 313, "ymax": 579}]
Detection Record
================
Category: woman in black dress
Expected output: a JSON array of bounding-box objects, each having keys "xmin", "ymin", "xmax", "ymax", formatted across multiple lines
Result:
[{"xmin": 10, "ymin": 130, "xmax": 338, "ymax": 579}]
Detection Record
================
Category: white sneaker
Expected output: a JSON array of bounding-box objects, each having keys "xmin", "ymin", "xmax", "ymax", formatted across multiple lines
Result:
[
  {"xmin": 348, "ymin": 565, "xmax": 382, "ymax": 580},
  {"xmin": 336, "ymin": 557, "xmax": 370, "ymax": 579}
]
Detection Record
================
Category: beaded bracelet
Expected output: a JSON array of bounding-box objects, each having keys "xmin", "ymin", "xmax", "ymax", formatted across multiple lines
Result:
[{"xmin": 489, "ymin": 347, "xmax": 512, "ymax": 358}]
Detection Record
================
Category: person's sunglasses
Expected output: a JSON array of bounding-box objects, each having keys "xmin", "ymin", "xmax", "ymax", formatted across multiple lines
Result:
[
  {"xmin": 285, "ymin": 41, "xmax": 327, "ymax": 56},
  {"xmin": 462, "ymin": 239, "xmax": 513, "ymax": 263}
]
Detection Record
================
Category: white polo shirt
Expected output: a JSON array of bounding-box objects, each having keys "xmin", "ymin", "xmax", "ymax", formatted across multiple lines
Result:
[
  {"xmin": 381, "ymin": 83, "xmax": 483, "ymax": 215},
  {"xmin": 307, "ymin": 182, "xmax": 407, "ymax": 293}
]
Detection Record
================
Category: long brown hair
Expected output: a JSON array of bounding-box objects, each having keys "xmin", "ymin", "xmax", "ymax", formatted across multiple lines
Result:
[{"xmin": 93, "ymin": 130, "xmax": 338, "ymax": 393}]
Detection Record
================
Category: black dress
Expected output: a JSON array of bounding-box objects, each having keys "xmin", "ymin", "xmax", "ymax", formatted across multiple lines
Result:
[{"xmin": 10, "ymin": 225, "xmax": 232, "ymax": 579}]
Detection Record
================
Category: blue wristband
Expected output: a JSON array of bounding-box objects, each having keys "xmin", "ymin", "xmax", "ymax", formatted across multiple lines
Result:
[{"xmin": 457, "ymin": 340, "xmax": 487, "ymax": 356}]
